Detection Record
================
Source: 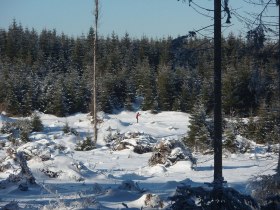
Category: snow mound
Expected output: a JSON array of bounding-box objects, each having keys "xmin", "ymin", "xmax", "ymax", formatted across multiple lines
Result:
[
  {"xmin": 147, "ymin": 165, "xmax": 167, "ymax": 175},
  {"xmin": 129, "ymin": 193, "xmax": 164, "ymax": 209},
  {"xmin": 17, "ymin": 139, "xmax": 66, "ymax": 161},
  {"xmin": 118, "ymin": 180, "xmax": 145, "ymax": 192}
]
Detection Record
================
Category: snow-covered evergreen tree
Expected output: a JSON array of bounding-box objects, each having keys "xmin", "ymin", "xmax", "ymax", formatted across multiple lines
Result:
[{"xmin": 183, "ymin": 97, "xmax": 211, "ymax": 152}]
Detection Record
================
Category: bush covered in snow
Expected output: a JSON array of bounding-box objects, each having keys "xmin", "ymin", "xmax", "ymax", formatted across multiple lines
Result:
[
  {"xmin": 0, "ymin": 160, "xmax": 12, "ymax": 173},
  {"xmin": 170, "ymin": 185, "xmax": 258, "ymax": 210},
  {"xmin": 0, "ymin": 119, "xmax": 33, "ymax": 143},
  {"xmin": 17, "ymin": 140, "xmax": 52, "ymax": 161},
  {"xmin": 104, "ymin": 128, "xmax": 123, "ymax": 144},
  {"xmin": 231, "ymin": 113, "xmax": 279, "ymax": 147},
  {"xmin": 40, "ymin": 194, "xmax": 98, "ymax": 210},
  {"xmin": 183, "ymin": 112, "xmax": 277, "ymax": 155},
  {"xmin": 0, "ymin": 122, "xmax": 17, "ymax": 134},
  {"xmin": 248, "ymin": 174, "xmax": 280, "ymax": 207},
  {"xmin": 75, "ymin": 136, "xmax": 96, "ymax": 151},
  {"xmin": 148, "ymin": 139, "xmax": 196, "ymax": 167},
  {"xmin": 62, "ymin": 122, "xmax": 78, "ymax": 135},
  {"xmin": 40, "ymin": 168, "xmax": 62, "ymax": 178},
  {"xmin": 133, "ymin": 144, "xmax": 153, "ymax": 154},
  {"xmin": 107, "ymin": 131, "xmax": 156, "ymax": 154},
  {"xmin": 0, "ymin": 152, "xmax": 14, "ymax": 172},
  {"xmin": 0, "ymin": 152, "xmax": 36, "ymax": 190},
  {"xmin": 223, "ymin": 124, "xmax": 251, "ymax": 154}
]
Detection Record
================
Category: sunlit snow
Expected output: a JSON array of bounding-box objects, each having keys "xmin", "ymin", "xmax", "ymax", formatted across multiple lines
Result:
[{"xmin": 0, "ymin": 111, "xmax": 277, "ymax": 209}]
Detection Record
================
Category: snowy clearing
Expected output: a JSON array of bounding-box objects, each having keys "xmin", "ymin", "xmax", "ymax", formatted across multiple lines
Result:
[{"xmin": 0, "ymin": 111, "xmax": 277, "ymax": 209}]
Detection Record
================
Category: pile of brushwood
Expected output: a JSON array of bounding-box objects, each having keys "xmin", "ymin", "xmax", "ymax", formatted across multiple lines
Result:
[
  {"xmin": 170, "ymin": 185, "xmax": 258, "ymax": 210},
  {"xmin": 170, "ymin": 176, "xmax": 280, "ymax": 210}
]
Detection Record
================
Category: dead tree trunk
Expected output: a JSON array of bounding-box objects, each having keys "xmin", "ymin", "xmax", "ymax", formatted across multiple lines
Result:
[
  {"xmin": 0, "ymin": 152, "xmax": 36, "ymax": 190},
  {"xmin": 213, "ymin": 0, "xmax": 223, "ymax": 188},
  {"xmin": 17, "ymin": 152, "xmax": 36, "ymax": 184},
  {"xmin": 93, "ymin": 0, "xmax": 99, "ymax": 144}
]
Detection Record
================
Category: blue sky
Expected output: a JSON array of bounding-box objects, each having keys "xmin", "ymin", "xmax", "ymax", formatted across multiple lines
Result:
[{"xmin": 0, "ymin": 0, "xmax": 278, "ymax": 38}]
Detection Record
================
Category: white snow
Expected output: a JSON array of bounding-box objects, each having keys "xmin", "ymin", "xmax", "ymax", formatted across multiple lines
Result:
[{"xmin": 0, "ymin": 110, "xmax": 277, "ymax": 209}]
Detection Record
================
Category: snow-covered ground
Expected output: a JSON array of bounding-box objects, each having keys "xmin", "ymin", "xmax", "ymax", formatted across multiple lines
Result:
[{"xmin": 0, "ymin": 111, "xmax": 277, "ymax": 209}]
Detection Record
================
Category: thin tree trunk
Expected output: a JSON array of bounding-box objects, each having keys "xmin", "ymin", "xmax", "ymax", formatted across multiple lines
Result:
[
  {"xmin": 93, "ymin": 0, "xmax": 99, "ymax": 144},
  {"xmin": 277, "ymin": 0, "xmax": 280, "ymax": 176},
  {"xmin": 213, "ymin": 0, "xmax": 223, "ymax": 188}
]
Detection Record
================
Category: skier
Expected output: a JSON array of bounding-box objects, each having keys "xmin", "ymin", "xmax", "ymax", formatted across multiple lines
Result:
[{"xmin": 136, "ymin": 112, "xmax": 141, "ymax": 123}]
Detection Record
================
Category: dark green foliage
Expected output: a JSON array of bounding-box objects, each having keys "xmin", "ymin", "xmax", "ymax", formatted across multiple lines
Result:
[
  {"xmin": 172, "ymin": 98, "xmax": 181, "ymax": 111},
  {"xmin": 43, "ymin": 77, "xmax": 68, "ymax": 117},
  {"xmin": 124, "ymin": 96, "xmax": 133, "ymax": 111},
  {"xmin": 7, "ymin": 134, "xmax": 17, "ymax": 145},
  {"xmin": 244, "ymin": 115, "xmax": 257, "ymax": 140},
  {"xmin": 261, "ymin": 195, "xmax": 280, "ymax": 210},
  {"xmin": 254, "ymin": 108, "xmax": 279, "ymax": 145},
  {"xmin": 17, "ymin": 119, "xmax": 32, "ymax": 143},
  {"xmin": 151, "ymin": 99, "xmax": 159, "ymax": 114},
  {"xmin": 0, "ymin": 119, "xmax": 31, "ymax": 143},
  {"xmin": 0, "ymin": 20, "xmax": 279, "ymax": 119},
  {"xmin": 234, "ymin": 104, "xmax": 280, "ymax": 146},
  {"xmin": 62, "ymin": 122, "xmax": 79, "ymax": 136},
  {"xmin": 170, "ymin": 185, "xmax": 258, "ymax": 210},
  {"xmin": 20, "ymin": 129, "xmax": 30, "ymax": 143},
  {"xmin": 104, "ymin": 129, "xmax": 123, "ymax": 144},
  {"xmin": 62, "ymin": 122, "xmax": 71, "ymax": 134},
  {"xmin": 30, "ymin": 113, "xmax": 43, "ymax": 132},
  {"xmin": 183, "ymin": 99, "xmax": 212, "ymax": 152},
  {"xmin": 157, "ymin": 65, "xmax": 174, "ymax": 111},
  {"xmin": 248, "ymin": 175, "xmax": 280, "ymax": 207},
  {"xmin": 135, "ymin": 58, "xmax": 157, "ymax": 111},
  {"xmin": 70, "ymin": 128, "xmax": 79, "ymax": 136},
  {"xmin": 223, "ymin": 124, "xmax": 238, "ymax": 153},
  {"xmin": 223, "ymin": 121, "xmax": 251, "ymax": 154},
  {"xmin": 0, "ymin": 122, "xmax": 15, "ymax": 134},
  {"xmin": 75, "ymin": 136, "xmax": 95, "ymax": 151}
]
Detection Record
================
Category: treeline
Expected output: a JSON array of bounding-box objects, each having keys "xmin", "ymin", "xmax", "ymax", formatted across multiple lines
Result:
[{"xmin": 0, "ymin": 20, "xmax": 279, "ymax": 117}]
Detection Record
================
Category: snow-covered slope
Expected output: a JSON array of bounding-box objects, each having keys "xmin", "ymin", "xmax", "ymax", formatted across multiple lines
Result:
[{"xmin": 0, "ymin": 111, "xmax": 277, "ymax": 209}]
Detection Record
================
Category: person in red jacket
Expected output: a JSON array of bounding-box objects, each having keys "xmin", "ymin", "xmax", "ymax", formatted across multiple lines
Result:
[{"xmin": 136, "ymin": 112, "xmax": 141, "ymax": 123}]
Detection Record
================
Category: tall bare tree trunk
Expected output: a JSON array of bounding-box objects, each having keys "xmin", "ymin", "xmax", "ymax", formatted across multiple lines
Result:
[
  {"xmin": 93, "ymin": 0, "xmax": 99, "ymax": 144},
  {"xmin": 277, "ymin": 0, "xmax": 280, "ymax": 176},
  {"xmin": 213, "ymin": 0, "xmax": 223, "ymax": 188}
]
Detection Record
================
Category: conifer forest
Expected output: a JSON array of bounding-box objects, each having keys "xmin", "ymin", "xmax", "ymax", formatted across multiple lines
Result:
[{"xmin": 0, "ymin": 20, "xmax": 279, "ymax": 119}]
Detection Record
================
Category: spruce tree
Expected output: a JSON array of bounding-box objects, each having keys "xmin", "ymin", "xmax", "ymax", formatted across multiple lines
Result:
[
  {"xmin": 184, "ymin": 97, "xmax": 211, "ymax": 152},
  {"xmin": 157, "ymin": 65, "xmax": 174, "ymax": 111},
  {"xmin": 31, "ymin": 112, "xmax": 44, "ymax": 132},
  {"xmin": 135, "ymin": 58, "xmax": 156, "ymax": 111}
]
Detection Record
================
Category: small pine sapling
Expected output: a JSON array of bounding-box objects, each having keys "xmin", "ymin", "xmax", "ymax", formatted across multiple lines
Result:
[
  {"xmin": 31, "ymin": 113, "xmax": 44, "ymax": 132},
  {"xmin": 62, "ymin": 122, "xmax": 71, "ymax": 134}
]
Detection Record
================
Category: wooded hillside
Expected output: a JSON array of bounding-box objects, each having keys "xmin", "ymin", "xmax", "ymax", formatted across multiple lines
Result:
[{"xmin": 0, "ymin": 20, "xmax": 278, "ymax": 117}]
